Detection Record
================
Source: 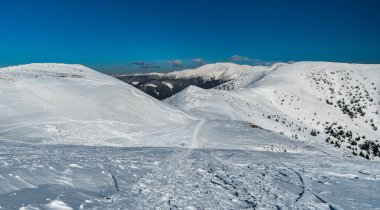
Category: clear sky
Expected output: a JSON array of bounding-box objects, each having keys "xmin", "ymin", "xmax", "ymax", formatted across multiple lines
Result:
[{"xmin": 1, "ymin": 0, "xmax": 380, "ymax": 73}]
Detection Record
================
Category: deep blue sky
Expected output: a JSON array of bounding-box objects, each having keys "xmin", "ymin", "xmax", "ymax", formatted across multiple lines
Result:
[{"xmin": 1, "ymin": 0, "xmax": 380, "ymax": 73}]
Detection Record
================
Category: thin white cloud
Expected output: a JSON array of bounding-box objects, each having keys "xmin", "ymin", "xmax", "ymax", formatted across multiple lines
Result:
[
  {"xmin": 132, "ymin": 61, "xmax": 160, "ymax": 69},
  {"xmin": 228, "ymin": 55, "xmax": 252, "ymax": 62},
  {"xmin": 166, "ymin": 59, "xmax": 183, "ymax": 68},
  {"xmin": 228, "ymin": 55, "xmax": 285, "ymax": 66},
  {"xmin": 192, "ymin": 58, "xmax": 205, "ymax": 65}
]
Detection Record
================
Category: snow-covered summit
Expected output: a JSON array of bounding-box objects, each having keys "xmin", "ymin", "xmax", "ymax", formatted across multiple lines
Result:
[
  {"xmin": 0, "ymin": 63, "xmax": 87, "ymax": 82},
  {"xmin": 167, "ymin": 62, "xmax": 269, "ymax": 81},
  {"xmin": 125, "ymin": 62, "xmax": 271, "ymax": 82},
  {"xmin": 1, "ymin": 62, "xmax": 380, "ymax": 209},
  {"xmin": 0, "ymin": 63, "xmax": 194, "ymax": 146},
  {"xmin": 116, "ymin": 62, "xmax": 273, "ymax": 99}
]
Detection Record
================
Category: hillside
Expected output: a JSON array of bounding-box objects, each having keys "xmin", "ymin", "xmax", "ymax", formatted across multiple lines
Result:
[
  {"xmin": 115, "ymin": 62, "xmax": 270, "ymax": 99},
  {"xmin": 167, "ymin": 62, "xmax": 380, "ymax": 159},
  {"xmin": 167, "ymin": 62, "xmax": 268, "ymax": 81},
  {"xmin": 1, "ymin": 63, "xmax": 380, "ymax": 209},
  {"xmin": 0, "ymin": 63, "xmax": 196, "ymax": 147}
]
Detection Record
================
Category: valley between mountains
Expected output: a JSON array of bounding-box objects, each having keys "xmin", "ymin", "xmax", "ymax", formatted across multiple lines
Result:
[{"xmin": 0, "ymin": 62, "xmax": 379, "ymax": 209}]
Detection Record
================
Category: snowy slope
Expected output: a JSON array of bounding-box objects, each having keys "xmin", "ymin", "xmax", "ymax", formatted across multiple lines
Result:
[
  {"xmin": 214, "ymin": 62, "xmax": 286, "ymax": 90},
  {"xmin": 123, "ymin": 62, "xmax": 268, "ymax": 81},
  {"xmin": 0, "ymin": 63, "xmax": 196, "ymax": 146},
  {"xmin": 167, "ymin": 62, "xmax": 380, "ymax": 159},
  {"xmin": 116, "ymin": 62, "xmax": 271, "ymax": 99},
  {"xmin": 167, "ymin": 62, "xmax": 270, "ymax": 82},
  {"xmin": 1, "ymin": 63, "xmax": 380, "ymax": 209}
]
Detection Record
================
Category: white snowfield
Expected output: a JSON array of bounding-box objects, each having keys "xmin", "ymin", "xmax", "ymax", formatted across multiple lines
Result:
[
  {"xmin": 127, "ymin": 62, "xmax": 271, "ymax": 87},
  {"xmin": 0, "ymin": 63, "xmax": 196, "ymax": 147},
  {"xmin": 167, "ymin": 62, "xmax": 380, "ymax": 159},
  {"xmin": 167, "ymin": 62, "xmax": 270, "ymax": 82},
  {"xmin": 0, "ymin": 63, "xmax": 379, "ymax": 209}
]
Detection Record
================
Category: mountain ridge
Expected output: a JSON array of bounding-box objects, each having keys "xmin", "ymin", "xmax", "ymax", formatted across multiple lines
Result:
[
  {"xmin": 167, "ymin": 61, "xmax": 380, "ymax": 159},
  {"xmin": 0, "ymin": 63, "xmax": 196, "ymax": 146},
  {"xmin": 115, "ymin": 62, "xmax": 272, "ymax": 99}
]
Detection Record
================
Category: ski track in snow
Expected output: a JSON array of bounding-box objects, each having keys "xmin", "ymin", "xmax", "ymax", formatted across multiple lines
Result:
[
  {"xmin": 128, "ymin": 116, "xmax": 379, "ymax": 209},
  {"xmin": 191, "ymin": 119, "xmax": 206, "ymax": 148},
  {"xmin": 129, "ymin": 124, "xmax": 348, "ymax": 210},
  {"xmin": 1, "ymin": 142, "xmax": 380, "ymax": 210},
  {"xmin": 131, "ymin": 147, "xmax": 336, "ymax": 209},
  {"xmin": 1, "ymin": 63, "xmax": 380, "ymax": 209}
]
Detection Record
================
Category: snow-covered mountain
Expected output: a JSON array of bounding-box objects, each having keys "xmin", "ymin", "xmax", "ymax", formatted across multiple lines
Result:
[
  {"xmin": 1, "ymin": 63, "xmax": 380, "ymax": 210},
  {"xmin": 167, "ymin": 62, "xmax": 269, "ymax": 81},
  {"xmin": 115, "ymin": 62, "xmax": 270, "ymax": 99},
  {"xmin": 167, "ymin": 62, "xmax": 380, "ymax": 159},
  {"xmin": 0, "ymin": 63, "xmax": 196, "ymax": 146}
]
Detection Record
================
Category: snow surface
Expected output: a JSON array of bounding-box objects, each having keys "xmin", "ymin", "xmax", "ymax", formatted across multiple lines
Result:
[
  {"xmin": 0, "ymin": 63, "xmax": 196, "ymax": 147},
  {"xmin": 1, "ymin": 141, "xmax": 379, "ymax": 210},
  {"xmin": 167, "ymin": 62, "xmax": 269, "ymax": 82},
  {"xmin": 1, "ymin": 63, "xmax": 379, "ymax": 209},
  {"xmin": 127, "ymin": 62, "xmax": 271, "ymax": 85},
  {"xmin": 167, "ymin": 62, "xmax": 380, "ymax": 159},
  {"xmin": 144, "ymin": 83, "xmax": 157, "ymax": 88},
  {"xmin": 162, "ymin": 81, "xmax": 174, "ymax": 90}
]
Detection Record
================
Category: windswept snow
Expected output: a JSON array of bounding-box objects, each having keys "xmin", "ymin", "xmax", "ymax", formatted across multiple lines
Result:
[
  {"xmin": 167, "ymin": 62, "xmax": 380, "ymax": 159},
  {"xmin": 45, "ymin": 200, "xmax": 73, "ymax": 210},
  {"xmin": 1, "ymin": 63, "xmax": 379, "ymax": 209},
  {"xmin": 0, "ymin": 63, "xmax": 195, "ymax": 146},
  {"xmin": 167, "ymin": 62, "xmax": 270, "ymax": 82},
  {"xmin": 1, "ymin": 141, "xmax": 379, "ymax": 210}
]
